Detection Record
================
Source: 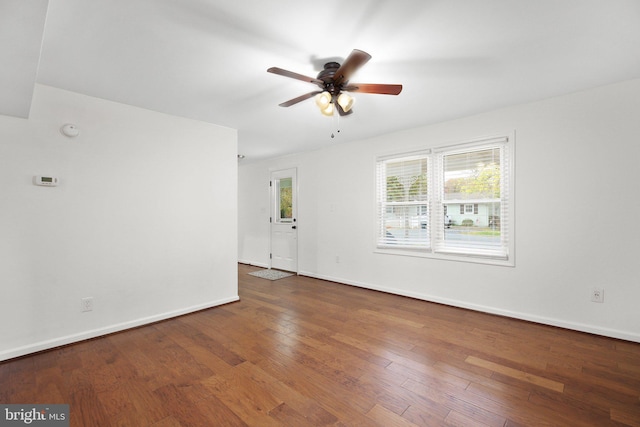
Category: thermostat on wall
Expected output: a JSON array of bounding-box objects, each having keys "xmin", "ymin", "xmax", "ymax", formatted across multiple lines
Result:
[{"xmin": 33, "ymin": 176, "xmax": 59, "ymax": 186}]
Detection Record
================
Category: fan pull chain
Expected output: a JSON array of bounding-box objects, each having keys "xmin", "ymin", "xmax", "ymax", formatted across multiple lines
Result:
[{"xmin": 330, "ymin": 112, "xmax": 341, "ymax": 139}]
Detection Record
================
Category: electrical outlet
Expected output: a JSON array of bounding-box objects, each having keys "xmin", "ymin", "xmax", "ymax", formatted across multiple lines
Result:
[
  {"xmin": 591, "ymin": 288, "xmax": 604, "ymax": 303},
  {"xmin": 335, "ymin": 256, "xmax": 340, "ymax": 263},
  {"xmin": 81, "ymin": 297, "xmax": 94, "ymax": 312}
]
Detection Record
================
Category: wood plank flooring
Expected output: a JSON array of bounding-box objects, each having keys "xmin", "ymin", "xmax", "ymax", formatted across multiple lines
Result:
[{"xmin": 2, "ymin": 263, "xmax": 640, "ymax": 426}]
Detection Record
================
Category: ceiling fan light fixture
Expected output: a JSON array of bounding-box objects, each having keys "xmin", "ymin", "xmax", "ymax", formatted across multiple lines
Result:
[{"xmin": 337, "ymin": 93, "xmax": 354, "ymax": 112}]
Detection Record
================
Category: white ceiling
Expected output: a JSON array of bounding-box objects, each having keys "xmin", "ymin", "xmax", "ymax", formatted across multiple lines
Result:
[{"xmin": 4, "ymin": 0, "xmax": 640, "ymax": 161}]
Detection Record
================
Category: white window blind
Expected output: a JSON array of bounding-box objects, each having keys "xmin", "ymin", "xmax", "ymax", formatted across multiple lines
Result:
[{"xmin": 376, "ymin": 153, "xmax": 430, "ymax": 249}]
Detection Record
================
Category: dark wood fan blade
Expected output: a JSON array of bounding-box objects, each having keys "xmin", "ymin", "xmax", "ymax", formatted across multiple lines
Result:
[
  {"xmin": 335, "ymin": 102, "xmax": 353, "ymax": 116},
  {"xmin": 267, "ymin": 67, "xmax": 324, "ymax": 87},
  {"xmin": 333, "ymin": 49, "xmax": 371, "ymax": 86},
  {"xmin": 343, "ymin": 83, "xmax": 403, "ymax": 95},
  {"xmin": 278, "ymin": 91, "xmax": 322, "ymax": 107}
]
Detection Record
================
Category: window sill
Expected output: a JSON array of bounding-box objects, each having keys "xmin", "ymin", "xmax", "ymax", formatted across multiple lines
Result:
[{"xmin": 374, "ymin": 246, "xmax": 514, "ymax": 267}]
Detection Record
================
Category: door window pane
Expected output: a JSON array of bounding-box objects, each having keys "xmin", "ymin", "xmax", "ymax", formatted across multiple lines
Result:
[{"xmin": 278, "ymin": 178, "xmax": 293, "ymax": 222}]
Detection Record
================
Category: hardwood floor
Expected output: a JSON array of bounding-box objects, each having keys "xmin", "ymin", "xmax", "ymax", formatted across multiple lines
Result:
[{"xmin": 2, "ymin": 263, "xmax": 640, "ymax": 426}]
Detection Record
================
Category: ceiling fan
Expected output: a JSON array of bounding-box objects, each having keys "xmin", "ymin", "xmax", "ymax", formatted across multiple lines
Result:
[{"xmin": 267, "ymin": 49, "xmax": 402, "ymax": 116}]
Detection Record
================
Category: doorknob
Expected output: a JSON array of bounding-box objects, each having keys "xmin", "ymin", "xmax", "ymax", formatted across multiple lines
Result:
[{"xmin": 292, "ymin": 225, "xmax": 297, "ymax": 229}]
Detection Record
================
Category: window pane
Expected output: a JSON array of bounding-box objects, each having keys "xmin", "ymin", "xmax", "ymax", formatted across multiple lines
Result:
[
  {"xmin": 444, "ymin": 148, "xmax": 500, "ymax": 200},
  {"xmin": 381, "ymin": 204, "xmax": 429, "ymax": 247},
  {"xmin": 385, "ymin": 158, "xmax": 428, "ymax": 202},
  {"xmin": 443, "ymin": 202, "xmax": 501, "ymax": 248},
  {"xmin": 278, "ymin": 178, "xmax": 292, "ymax": 221}
]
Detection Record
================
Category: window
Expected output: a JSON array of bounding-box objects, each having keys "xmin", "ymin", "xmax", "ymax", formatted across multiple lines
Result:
[
  {"xmin": 376, "ymin": 136, "xmax": 513, "ymax": 264},
  {"xmin": 376, "ymin": 153, "xmax": 429, "ymax": 249},
  {"xmin": 276, "ymin": 177, "xmax": 293, "ymax": 222}
]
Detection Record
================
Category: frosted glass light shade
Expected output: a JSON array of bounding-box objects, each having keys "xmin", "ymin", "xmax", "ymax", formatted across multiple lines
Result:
[
  {"xmin": 320, "ymin": 103, "xmax": 334, "ymax": 116},
  {"xmin": 315, "ymin": 91, "xmax": 332, "ymax": 108},
  {"xmin": 337, "ymin": 93, "xmax": 354, "ymax": 112}
]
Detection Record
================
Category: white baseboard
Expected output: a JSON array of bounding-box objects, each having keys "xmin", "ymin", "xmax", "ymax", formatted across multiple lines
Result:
[
  {"xmin": 0, "ymin": 296, "xmax": 239, "ymax": 362},
  {"xmin": 298, "ymin": 271, "xmax": 640, "ymax": 344},
  {"xmin": 238, "ymin": 259, "xmax": 269, "ymax": 269}
]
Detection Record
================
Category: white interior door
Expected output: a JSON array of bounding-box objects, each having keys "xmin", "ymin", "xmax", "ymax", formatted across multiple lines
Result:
[{"xmin": 270, "ymin": 168, "xmax": 297, "ymax": 272}]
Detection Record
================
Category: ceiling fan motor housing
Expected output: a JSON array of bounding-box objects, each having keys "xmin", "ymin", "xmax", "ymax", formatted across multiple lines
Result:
[{"xmin": 317, "ymin": 62, "xmax": 343, "ymax": 94}]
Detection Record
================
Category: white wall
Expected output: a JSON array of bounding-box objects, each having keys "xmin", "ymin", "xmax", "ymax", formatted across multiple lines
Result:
[
  {"xmin": 238, "ymin": 78, "xmax": 640, "ymax": 342},
  {"xmin": 0, "ymin": 85, "xmax": 238, "ymax": 361}
]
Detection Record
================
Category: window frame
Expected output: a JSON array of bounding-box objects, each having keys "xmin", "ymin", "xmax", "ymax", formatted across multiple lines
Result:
[{"xmin": 374, "ymin": 134, "xmax": 514, "ymax": 267}]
